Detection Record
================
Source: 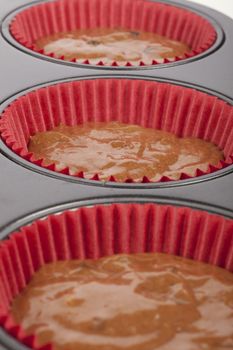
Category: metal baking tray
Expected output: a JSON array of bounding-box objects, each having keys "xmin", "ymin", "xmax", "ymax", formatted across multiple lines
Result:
[{"xmin": 0, "ymin": 0, "xmax": 232, "ymax": 347}]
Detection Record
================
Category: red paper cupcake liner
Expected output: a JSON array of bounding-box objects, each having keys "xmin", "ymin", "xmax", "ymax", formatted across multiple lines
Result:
[
  {"xmin": 0, "ymin": 78, "xmax": 232, "ymax": 183},
  {"xmin": 10, "ymin": 0, "xmax": 217, "ymax": 67},
  {"xmin": 0, "ymin": 202, "xmax": 233, "ymax": 349}
]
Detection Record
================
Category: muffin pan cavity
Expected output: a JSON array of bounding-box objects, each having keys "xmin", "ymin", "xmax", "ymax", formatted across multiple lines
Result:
[
  {"xmin": 2, "ymin": 0, "xmax": 224, "ymax": 69},
  {"xmin": 0, "ymin": 198, "xmax": 232, "ymax": 349},
  {"xmin": 0, "ymin": 76, "xmax": 232, "ymax": 188}
]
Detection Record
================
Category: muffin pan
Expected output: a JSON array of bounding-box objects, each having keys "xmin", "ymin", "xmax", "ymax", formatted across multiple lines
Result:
[{"xmin": 0, "ymin": 0, "xmax": 233, "ymax": 349}]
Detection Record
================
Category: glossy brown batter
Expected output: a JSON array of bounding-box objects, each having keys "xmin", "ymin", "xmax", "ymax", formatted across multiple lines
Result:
[
  {"xmin": 35, "ymin": 28, "xmax": 191, "ymax": 64},
  {"xmin": 11, "ymin": 253, "xmax": 233, "ymax": 350},
  {"xmin": 28, "ymin": 122, "xmax": 224, "ymax": 181}
]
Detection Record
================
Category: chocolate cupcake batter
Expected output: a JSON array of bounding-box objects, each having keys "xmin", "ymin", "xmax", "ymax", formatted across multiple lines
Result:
[
  {"xmin": 11, "ymin": 253, "xmax": 233, "ymax": 350},
  {"xmin": 28, "ymin": 122, "xmax": 224, "ymax": 181},
  {"xmin": 35, "ymin": 28, "xmax": 191, "ymax": 64}
]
